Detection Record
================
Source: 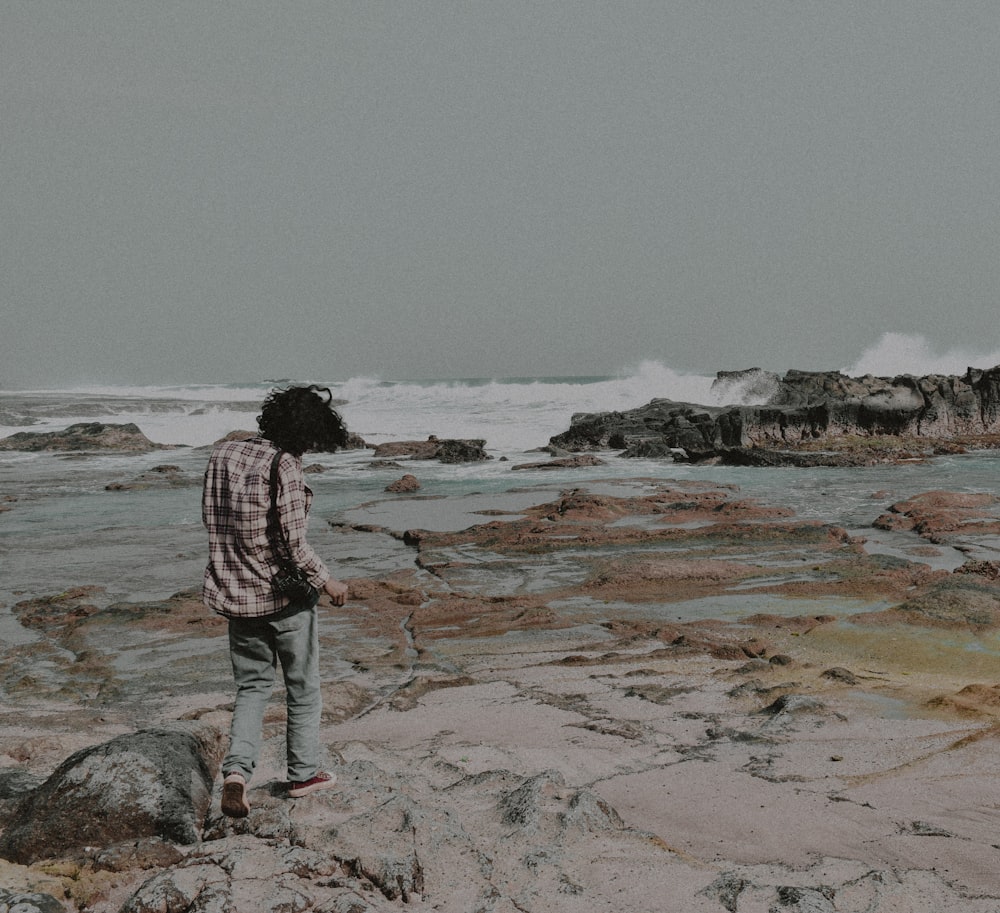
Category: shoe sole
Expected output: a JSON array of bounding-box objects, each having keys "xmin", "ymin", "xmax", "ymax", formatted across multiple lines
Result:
[
  {"xmin": 221, "ymin": 781, "xmax": 250, "ymax": 818},
  {"xmin": 288, "ymin": 773, "xmax": 336, "ymax": 798}
]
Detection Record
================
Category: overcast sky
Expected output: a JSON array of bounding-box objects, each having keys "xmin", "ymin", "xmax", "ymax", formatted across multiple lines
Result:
[{"xmin": 4, "ymin": 2, "xmax": 1000, "ymax": 387}]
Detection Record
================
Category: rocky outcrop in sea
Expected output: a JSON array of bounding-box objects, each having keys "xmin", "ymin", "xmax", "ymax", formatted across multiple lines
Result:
[
  {"xmin": 550, "ymin": 366, "xmax": 1000, "ymax": 465},
  {"xmin": 0, "ymin": 423, "xmax": 168, "ymax": 453},
  {"xmin": 372, "ymin": 436, "xmax": 490, "ymax": 463}
]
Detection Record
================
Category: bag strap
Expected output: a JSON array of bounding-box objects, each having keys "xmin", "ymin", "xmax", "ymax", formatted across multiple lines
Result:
[{"xmin": 266, "ymin": 451, "xmax": 295, "ymax": 566}]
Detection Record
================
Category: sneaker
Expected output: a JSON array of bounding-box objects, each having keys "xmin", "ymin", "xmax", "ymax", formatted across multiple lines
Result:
[
  {"xmin": 288, "ymin": 770, "xmax": 337, "ymax": 798},
  {"xmin": 221, "ymin": 772, "xmax": 250, "ymax": 818}
]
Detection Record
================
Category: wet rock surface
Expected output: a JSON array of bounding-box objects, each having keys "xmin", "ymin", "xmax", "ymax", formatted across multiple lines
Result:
[
  {"xmin": 874, "ymin": 490, "xmax": 1000, "ymax": 543},
  {"xmin": 3, "ymin": 478, "xmax": 1000, "ymax": 910}
]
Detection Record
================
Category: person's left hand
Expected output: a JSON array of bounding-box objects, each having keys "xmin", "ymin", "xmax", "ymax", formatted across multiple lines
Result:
[{"xmin": 323, "ymin": 578, "xmax": 348, "ymax": 606}]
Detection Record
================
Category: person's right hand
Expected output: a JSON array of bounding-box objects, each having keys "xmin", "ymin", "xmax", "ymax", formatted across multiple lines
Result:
[{"xmin": 323, "ymin": 578, "xmax": 348, "ymax": 606}]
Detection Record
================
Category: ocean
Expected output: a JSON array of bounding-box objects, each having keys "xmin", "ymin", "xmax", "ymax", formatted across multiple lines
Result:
[{"xmin": 3, "ymin": 357, "xmax": 1000, "ymax": 646}]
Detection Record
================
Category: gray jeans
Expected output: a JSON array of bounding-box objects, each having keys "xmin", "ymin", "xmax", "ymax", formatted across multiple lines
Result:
[{"xmin": 223, "ymin": 598, "xmax": 322, "ymax": 784}]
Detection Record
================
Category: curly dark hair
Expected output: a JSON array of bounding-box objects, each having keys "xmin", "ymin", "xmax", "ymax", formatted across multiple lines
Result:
[{"xmin": 257, "ymin": 385, "xmax": 350, "ymax": 456}]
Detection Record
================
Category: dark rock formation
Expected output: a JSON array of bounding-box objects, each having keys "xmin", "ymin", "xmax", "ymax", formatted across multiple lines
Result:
[
  {"xmin": 436, "ymin": 438, "xmax": 490, "ymax": 463},
  {"xmin": 373, "ymin": 436, "xmax": 491, "ymax": 463},
  {"xmin": 549, "ymin": 366, "xmax": 1000, "ymax": 464},
  {"xmin": 0, "ymin": 422, "xmax": 167, "ymax": 452},
  {"xmin": 0, "ymin": 723, "xmax": 224, "ymax": 865}
]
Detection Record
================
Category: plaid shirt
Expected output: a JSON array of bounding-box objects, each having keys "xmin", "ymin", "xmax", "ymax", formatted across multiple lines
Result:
[{"xmin": 202, "ymin": 437, "xmax": 330, "ymax": 618}]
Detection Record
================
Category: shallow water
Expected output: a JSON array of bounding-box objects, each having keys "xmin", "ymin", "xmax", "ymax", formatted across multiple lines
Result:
[
  {"xmin": 548, "ymin": 593, "xmax": 896, "ymax": 624},
  {"xmin": 4, "ymin": 446, "xmax": 999, "ymax": 603}
]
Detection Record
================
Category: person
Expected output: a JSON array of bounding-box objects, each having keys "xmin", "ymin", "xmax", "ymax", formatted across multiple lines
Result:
[{"xmin": 202, "ymin": 384, "xmax": 350, "ymax": 818}]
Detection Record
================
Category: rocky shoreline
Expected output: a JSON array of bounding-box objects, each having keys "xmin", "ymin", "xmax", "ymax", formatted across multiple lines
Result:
[
  {"xmin": 7, "ymin": 366, "xmax": 1000, "ymax": 473},
  {"xmin": 3, "ymin": 477, "xmax": 1000, "ymax": 911}
]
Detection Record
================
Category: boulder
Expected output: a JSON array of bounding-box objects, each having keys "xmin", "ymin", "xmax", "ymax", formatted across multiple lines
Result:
[
  {"xmin": 0, "ymin": 422, "xmax": 165, "ymax": 453},
  {"xmin": 386, "ymin": 473, "xmax": 421, "ymax": 493},
  {"xmin": 373, "ymin": 436, "xmax": 491, "ymax": 463},
  {"xmin": 435, "ymin": 438, "xmax": 490, "ymax": 463},
  {"xmin": 0, "ymin": 723, "xmax": 224, "ymax": 865}
]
